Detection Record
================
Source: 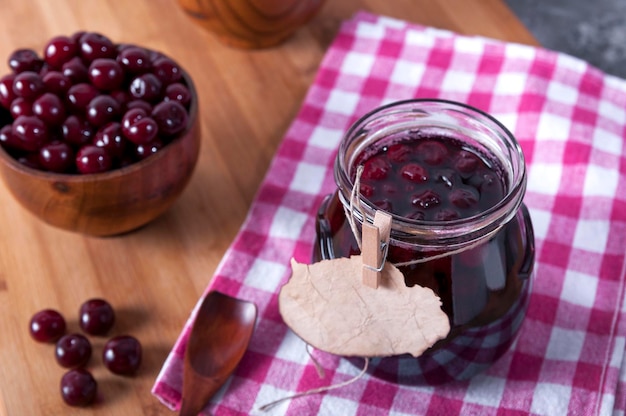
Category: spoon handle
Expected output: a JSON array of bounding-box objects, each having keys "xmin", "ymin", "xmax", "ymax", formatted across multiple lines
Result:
[{"xmin": 179, "ymin": 378, "xmax": 222, "ymax": 416}]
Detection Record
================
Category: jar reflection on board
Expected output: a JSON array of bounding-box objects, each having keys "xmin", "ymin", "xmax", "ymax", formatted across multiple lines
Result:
[{"xmin": 314, "ymin": 99, "xmax": 535, "ymax": 385}]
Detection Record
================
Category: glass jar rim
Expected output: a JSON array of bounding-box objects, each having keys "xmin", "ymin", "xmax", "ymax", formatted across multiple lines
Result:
[{"xmin": 335, "ymin": 98, "xmax": 527, "ymax": 247}]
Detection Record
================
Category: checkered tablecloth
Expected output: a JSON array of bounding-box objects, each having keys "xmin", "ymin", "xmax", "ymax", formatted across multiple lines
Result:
[{"xmin": 152, "ymin": 11, "xmax": 626, "ymax": 415}]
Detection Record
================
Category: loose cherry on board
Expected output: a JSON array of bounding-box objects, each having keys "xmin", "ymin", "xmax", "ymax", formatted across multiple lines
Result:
[
  {"xmin": 55, "ymin": 333, "xmax": 92, "ymax": 368},
  {"xmin": 60, "ymin": 369, "xmax": 97, "ymax": 407},
  {"xmin": 29, "ymin": 309, "xmax": 67, "ymax": 343},
  {"xmin": 103, "ymin": 335, "xmax": 142, "ymax": 375},
  {"xmin": 79, "ymin": 298, "xmax": 115, "ymax": 335}
]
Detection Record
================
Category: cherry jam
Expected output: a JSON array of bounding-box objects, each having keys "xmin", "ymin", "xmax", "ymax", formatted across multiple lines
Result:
[
  {"xmin": 315, "ymin": 99, "xmax": 535, "ymax": 384},
  {"xmin": 354, "ymin": 135, "xmax": 505, "ymax": 222}
]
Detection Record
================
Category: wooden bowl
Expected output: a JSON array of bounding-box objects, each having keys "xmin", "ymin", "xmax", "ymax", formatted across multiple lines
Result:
[
  {"xmin": 0, "ymin": 73, "xmax": 200, "ymax": 237},
  {"xmin": 177, "ymin": 0, "xmax": 326, "ymax": 49}
]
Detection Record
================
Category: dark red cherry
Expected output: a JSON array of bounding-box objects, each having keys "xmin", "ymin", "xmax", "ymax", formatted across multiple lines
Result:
[
  {"xmin": 79, "ymin": 298, "xmax": 115, "ymax": 335},
  {"xmin": 62, "ymin": 115, "xmax": 94, "ymax": 146},
  {"xmin": 400, "ymin": 163, "xmax": 428, "ymax": 182},
  {"xmin": 8, "ymin": 49, "xmax": 44, "ymax": 73},
  {"xmin": 0, "ymin": 74, "xmax": 17, "ymax": 108},
  {"xmin": 12, "ymin": 71, "xmax": 44, "ymax": 100},
  {"xmin": 418, "ymin": 140, "xmax": 449, "ymax": 165},
  {"xmin": 60, "ymin": 369, "xmax": 97, "ymax": 407},
  {"xmin": 0, "ymin": 124, "xmax": 21, "ymax": 149},
  {"xmin": 86, "ymin": 95, "xmax": 120, "ymax": 127},
  {"xmin": 55, "ymin": 334, "xmax": 92, "ymax": 368},
  {"xmin": 62, "ymin": 56, "xmax": 89, "ymax": 84},
  {"xmin": 362, "ymin": 157, "xmax": 390, "ymax": 180},
  {"xmin": 75, "ymin": 145, "xmax": 112, "ymax": 174},
  {"xmin": 152, "ymin": 56, "xmax": 182, "ymax": 85},
  {"xmin": 33, "ymin": 92, "xmax": 66, "ymax": 126},
  {"xmin": 449, "ymin": 187, "xmax": 479, "ymax": 209},
  {"xmin": 117, "ymin": 46, "xmax": 152, "ymax": 74},
  {"xmin": 79, "ymin": 32, "xmax": 116, "ymax": 62},
  {"xmin": 411, "ymin": 189, "xmax": 441, "ymax": 209},
  {"xmin": 121, "ymin": 108, "xmax": 158, "ymax": 144},
  {"xmin": 29, "ymin": 309, "xmax": 66, "ymax": 343},
  {"xmin": 88, "ymin": 58, "xmax": 124, "ymax": 91},
  {"xmin": 455, "ymin": 150, "xmax": 479, "ymax": 174},
  {"xmin": 11, "ymin": 115, "xmax": 49, "ymax": 151},
  {"xmin": 128, "ymin": 73, "xmax": 162, "ymax": 103},
  {"xmin": 9, "ymin": 97, "xmax": 33, "ymax": 119},
  {"xmin": 151, "ymin": 100, "xmax": 188, "ymax": 136},
  {"xmin": 44, "ymin": 36, "xmax": 78, "ymax": 69},
  {"xmin": 387, "ymin": 143, "xmax": 411, "ymax": 162},
  {"xmin": 39, "ymin": 141, "xmax": 74, "ymax": 172},
  {"xmin": 102, "ymin": 335, "xmax": 142, "ymax": 375},
  {"xmin": 66, "ymin": 83, "xmax": 99, "ymax": 114},
  {"xmin": 164, "ymin": 82, "xmax": 191, "ymax": 107},
  {"xmin": 42, "ymin": 71, "xmax": 72, "ymax": 96},
  {"xmin": 94, "ymin": 122, "xmax": 127, "ymax": 160}
]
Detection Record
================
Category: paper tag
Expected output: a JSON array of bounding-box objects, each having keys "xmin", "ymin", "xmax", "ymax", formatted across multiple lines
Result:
[
  {"xmin": 279, "ymin": 256, "xmax": 451, "ymax": 358},
  {"xmin": 362, "ymin": 211, "xmax": 392, "ymax": 288}
]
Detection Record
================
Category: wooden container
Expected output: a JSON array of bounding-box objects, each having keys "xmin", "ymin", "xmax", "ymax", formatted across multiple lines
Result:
[
  {"xmin": 0, "ymin": 73, "xmax": 200, "ymax": 237},
  {"xmin": 177, "ymin": 0, "xmax": 326, "ymax": 49}
]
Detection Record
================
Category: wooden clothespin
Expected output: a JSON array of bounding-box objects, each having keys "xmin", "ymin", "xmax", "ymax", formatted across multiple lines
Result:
[{"xmin": 361, "ymin": 210, "xmax": 392, "ymax": 288}]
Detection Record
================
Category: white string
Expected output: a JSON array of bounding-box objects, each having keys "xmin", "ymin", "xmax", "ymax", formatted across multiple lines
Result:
[
  {"xmin": 346, "ymin": 165, "xmax": 365, "ymax": 251},
  {"xmin": 258, "ymin": 355, "xmax": 370, "ymax": 412},
  {"xmin": 306, "ymin": 344, "xmax": 326, "ymax": 378}
]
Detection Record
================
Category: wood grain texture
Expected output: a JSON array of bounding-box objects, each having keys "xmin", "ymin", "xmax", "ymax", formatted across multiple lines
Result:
[
  {"xmin": 178, "ymin": 0, "xmax": 327, "ymax": 48},
  {"xmin": 0, "ymin": 0, "xmax": 537, "ymax": 414}
]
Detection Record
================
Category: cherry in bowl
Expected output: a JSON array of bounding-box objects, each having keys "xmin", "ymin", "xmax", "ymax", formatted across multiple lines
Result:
[{"xmin": 0, "ymin": 32, "xmax": 200, "ymax": 236}]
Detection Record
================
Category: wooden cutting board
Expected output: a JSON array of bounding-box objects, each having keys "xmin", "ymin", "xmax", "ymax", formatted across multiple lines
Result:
[{"xmin": 0, "ymin": 0, "xmax": 536, "ymax": 414}]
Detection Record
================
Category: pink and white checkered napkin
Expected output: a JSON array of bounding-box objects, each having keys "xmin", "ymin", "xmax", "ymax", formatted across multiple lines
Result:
[{"xmin": 153, "ymin": 11, "xmax": 626, "ymax": 415}]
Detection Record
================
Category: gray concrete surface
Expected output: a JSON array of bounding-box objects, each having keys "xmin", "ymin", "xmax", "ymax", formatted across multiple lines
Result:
[{"xmin": 505, "ymin": 0, "xmax": 626, "ymax": 79}]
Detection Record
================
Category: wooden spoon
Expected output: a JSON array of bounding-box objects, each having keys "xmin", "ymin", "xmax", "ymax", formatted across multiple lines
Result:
[{"xmin": 179, "ymin": 291, "xmax": 257, "ymax": 416}]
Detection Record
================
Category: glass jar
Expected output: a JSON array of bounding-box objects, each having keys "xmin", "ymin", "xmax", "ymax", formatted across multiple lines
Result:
[{"xmin": 314, "ymin": 99, "xmax": 535, "ymax": 384}]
